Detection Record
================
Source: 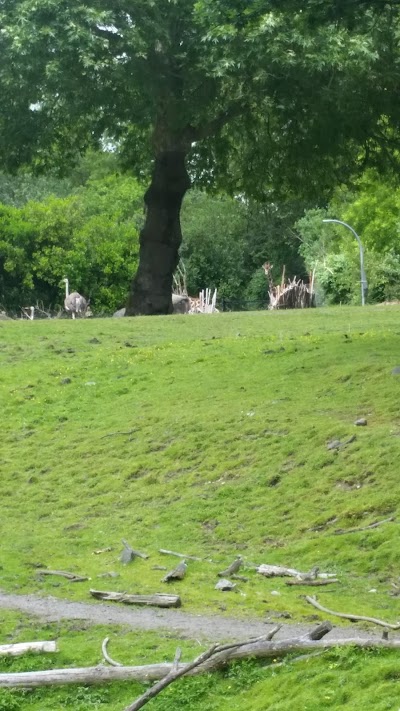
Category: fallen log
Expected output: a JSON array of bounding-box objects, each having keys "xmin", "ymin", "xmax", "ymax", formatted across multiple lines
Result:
[
  {"xmin": 0, "ymin": 641, "xmax": 57, "ymax": 657},
  {"xmin": 257, "ymin": 565, "xmax": 302, "ymax": 578},
  {"xmin": 89, "ymin": 589, "xmax": 181, "ymax": 608},
  {"xmin": 333, "ymin": 517, "xmax": 395, "ymax": 535},
  {"xmin": 305, "ymin": 595, "xmax": 400, "ymax": 629},
  {"xmin": 36, "ymin": 570, "xmax": 89, "ymax": 583},
  {"xmin": 285, "ymin": 579, "xmax": 339, "ymax": 587},
  {"xmin": 159, "ymin": 549, "xmax": 202, "ymax": 562},
  {"xmin": 124, "ymin": 646, "xmax": 212, "ymax": 711},
  {"xmin": 126, "ymin": 627, "xmax": 282, "ymax": 710},
  {"xmin": 257, "ymin": 565, "xmax": 336, "ymax": 580},
  {"xmin": 3, "ymin": 624, "xmax": 400, "ymax": 689}
]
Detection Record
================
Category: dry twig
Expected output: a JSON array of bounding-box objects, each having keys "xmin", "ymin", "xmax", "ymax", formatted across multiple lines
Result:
[
  {"xmin": 333, "ymin": 517, "xmax": 395, "ymax": 535},
  {"xmin": 101, "ymin": 638, "xmax": 122, "ymax": 667},
  {"xmin": 285, "ymin": 579, "xmax": 339, "ymax": 587},
  {"xmin": 305, "ymin": 595, "xmax": 400, "ymax": 629},
  {"xmin": 36, "ymin": 570, "xmax": 89, "ymax": 583},
  {"xmin": 123, "ymin": 645, "xmax": 215, "ymax": 711},
  {"xmin": 159, "ymin": 549, "xmax": 202, "ymax": 561}
]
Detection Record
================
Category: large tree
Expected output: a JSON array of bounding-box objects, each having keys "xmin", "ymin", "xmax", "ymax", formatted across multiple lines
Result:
[{"xmin": 1, "ymin": 0, "xmax": 400, "ymax": 314}]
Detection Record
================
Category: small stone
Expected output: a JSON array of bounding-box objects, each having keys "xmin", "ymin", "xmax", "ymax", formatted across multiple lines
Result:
[
  {"xmin": 60, "ymin": 377, "xmax": 72, "ymax": 385},
  {"xmin": 392, "ymin": 366, "xmax": 400, "ymax": 375},
  {"xmin": 215, "ymin": 579, "xmax": 236, "ymax": 591},
  {"xmin": 270, "ymin": 590, "xmax": 280, "ymax": 596},
  {"xmin": 355, "ymin": 418, "xmax": 367, "ymax": 426},
  {"xmin": 368, "ymin": 588, "xmax": 377, "ymax": 593}
]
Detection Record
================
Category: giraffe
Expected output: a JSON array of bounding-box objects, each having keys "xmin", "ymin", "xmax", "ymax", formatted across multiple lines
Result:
[
  {"xmin": 188, "ymin": 289, "xmax": 218, "ymax": 313},
  {"xmin": 262, "ymin": 262, "xmax": 277, "ymax": 309},
  {"xmin": 262, "ymin": 262, "xmax": 274, "ymax": 292}
]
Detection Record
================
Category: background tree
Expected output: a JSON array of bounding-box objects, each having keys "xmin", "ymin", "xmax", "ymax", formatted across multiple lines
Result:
[
  {"xmin": 296, "ymin": 171, "xmax": 400, "ymax": 305},
  {"xmin": 1, "ymin": 1, "xmax": 400, "ymax": 314},
  {"xmin": 0, "ymin": 175, "xmax": 142, "ymax": 312}
]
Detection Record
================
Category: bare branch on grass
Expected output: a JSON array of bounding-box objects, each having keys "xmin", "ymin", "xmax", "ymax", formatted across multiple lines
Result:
[
  {"xmin": 305, "ymin": 595, "xmax": 400, "ymax": 629},
  {"xmin": 90, "ymin": 589, "xmax": 181, "ymax": 608},
  {"xmin": 159, "ymin": 549, "xmax": 202, "ymax": 561},
  {"xmin": 333, "ymin": 517, "xmax": 395, "ymax": 535},
  {"xmin": 0, "ymin": 642, "xmax": 57, "ymax": 657},
  {"xmin": 4, "ymin": 624, "xmax": 400, "ymax": 690},
  {"xmin": 36, "ymin": 570, "xmax": 89, "ymax": 583},
  {"xmin": 285, "ymin": 579, "xmax": 339, "ymax": 587},
  {"xmin": 102, "ymin": 638, "xmax": 122, "ymax": 667}
]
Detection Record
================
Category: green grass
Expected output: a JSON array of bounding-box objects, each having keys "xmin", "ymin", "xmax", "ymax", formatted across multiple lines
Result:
[{"xmin": 1, "ymin": 305, "xmax": 400, "ymax": 709}]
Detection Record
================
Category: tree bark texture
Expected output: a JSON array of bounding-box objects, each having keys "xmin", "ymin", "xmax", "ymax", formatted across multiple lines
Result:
[
  {"xmin": 126, "ymin": 150, "xmax": 191, "ymax": 316},
  {"xmin": 0, "ymin": 641, "xmax": 57, "ymax": 657},
  {"xmin": 2, "ymin": 636, "xmax": 400, "ymax": 688},
  {"xmin": 90, "ymin": 589, "xmax": 181, "ymax": 608}
]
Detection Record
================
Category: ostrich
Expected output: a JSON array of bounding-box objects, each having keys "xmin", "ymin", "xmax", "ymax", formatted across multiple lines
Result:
[{"xmin": 63, "ymin": 278, "xmax": 89, "ymax": 319}]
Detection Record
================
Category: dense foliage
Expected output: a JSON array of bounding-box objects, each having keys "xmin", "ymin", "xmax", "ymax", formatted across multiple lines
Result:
[
  {"xmin": 0, "ymin": 175, "xmax": 142, "ymax": 313},
  {"xmin": 296, "ymin": 171, "xmax": 400, "ymax": 305},
  {"xmin": 0, "ymin": 177, "xmax": 305, "ymax": 313}
]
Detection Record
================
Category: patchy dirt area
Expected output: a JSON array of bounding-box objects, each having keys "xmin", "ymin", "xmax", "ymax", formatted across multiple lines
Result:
[{"xmin": 0, "ymin": 591, "xmax": 391, "ymax": 642}]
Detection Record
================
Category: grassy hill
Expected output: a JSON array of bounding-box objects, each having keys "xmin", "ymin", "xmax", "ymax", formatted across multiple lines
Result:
[{"xmin": 1, "ymin": 306, "xmax": 400, "ymax": 710}]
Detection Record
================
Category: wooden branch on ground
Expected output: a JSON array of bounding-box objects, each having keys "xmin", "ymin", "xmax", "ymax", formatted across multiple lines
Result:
[
  {"xmin": 0, "ymin": 642, "xmax": 58, "ymax": 657},
  {"xmin": 101, "ymin": 638, "xmax": 122, "ymax": 667},
  {"xmin": 124, "ymin": 646, "xmax": 214, "ymax": 711},
  {"xmin": 5, "ymin": 623, "xmax": 400, "ymax": 690},
  {"xmin": 90, "ymin": 590, "xmax": 181, "ymax": 608},
  {"xmin": 159, "ymin": 549, "xmax": 202, "ymax": 562},
  {"xmin": 269, "ymin": 650, "xmax": 327, "ymax": 669},
  {"xmin": 36, "ymin": 570, "xmax": 89, "ymax": 583},
  {"xmin": 257, "ymin": 565, "xmax": 302, "ymax": 578},
  {"xmin": 101, "ymin": 430, "xmax": 137, "ymax": 439},
  {"xmin": 305, "ymin": 596, "xmax": 400, "ymax": 629},
  {"xmin": 333, "ymin": 517, "xmax": 395, "ymax": 535},
  {"xmin": 121, "ymin": 539, "xmax": 149, "ymax": 560},
  {"xmin": 257, "ymin": 564, "xmax": 336, "ymax": 580},
  {"xmin": 285, "ymin": 579, "xmax": 339, "ymax": 587}
]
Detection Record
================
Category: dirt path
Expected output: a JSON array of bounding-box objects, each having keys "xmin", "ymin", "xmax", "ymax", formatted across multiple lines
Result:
[{"xmin": 0, "ymin": 591, "xmax": 392, "ymax": 642}]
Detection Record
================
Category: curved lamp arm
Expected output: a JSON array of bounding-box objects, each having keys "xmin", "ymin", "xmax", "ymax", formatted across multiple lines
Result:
[{"xmin": 322, "ymin": 218, "xmax": 368, "ymax": 306}]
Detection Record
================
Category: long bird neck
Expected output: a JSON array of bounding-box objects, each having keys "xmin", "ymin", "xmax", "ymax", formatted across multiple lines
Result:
[{"xmin": 65, "ymin": 280, "xmax": 69, "ymax": 298}]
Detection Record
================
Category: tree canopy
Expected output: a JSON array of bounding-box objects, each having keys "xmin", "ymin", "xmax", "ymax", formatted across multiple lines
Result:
[{"xmin": 1, "ymin": 0, "xmax": 400, "ymax": 312}]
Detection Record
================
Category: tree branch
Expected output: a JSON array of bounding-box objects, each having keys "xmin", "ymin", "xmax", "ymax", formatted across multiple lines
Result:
[
  {"xmin": 333, "ymin": 516, "xmax": 395, "ymax": 535},
  {"xmin": 0, "ymin": 642, "xmax": 57, "ymax": 657},
  {"xmin": 123, "ymin": 645, "xmax": 217, "ymax": 711},
  {"xmin": 305, "ymin": 596, "xmax": 400, "ymax": 629},
  {"xmin": 102, "ymin": 638, "xmax": 122, "ymax": 667},
  {"xmin": 189, "ymin": 101, "xmax": 245, "ymax": 142},
  {"xmin": 4, "ymin": 630, "xmax": 400, "ymax": 690}
]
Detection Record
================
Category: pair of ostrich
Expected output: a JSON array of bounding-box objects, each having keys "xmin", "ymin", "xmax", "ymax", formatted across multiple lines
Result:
[{"xmin": 63, "ymin": 278, "xmax": 89, "ymax": 319}]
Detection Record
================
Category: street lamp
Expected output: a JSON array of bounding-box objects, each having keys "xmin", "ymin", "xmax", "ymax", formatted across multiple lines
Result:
[{"xmin": 322, "ymin": 218, "xmax": 368, "ymax": 306}]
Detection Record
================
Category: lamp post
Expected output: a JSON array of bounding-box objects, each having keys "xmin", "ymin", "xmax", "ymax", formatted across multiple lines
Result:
[{"xmin": 322, "ymin": 218, "xmax": 368, "ymax": 306}]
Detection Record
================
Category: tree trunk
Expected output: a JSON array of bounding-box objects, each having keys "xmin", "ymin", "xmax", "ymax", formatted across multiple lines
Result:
[{"xmin": 126, "ymin": 150, "xmax": 190, "ymax": 316}]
